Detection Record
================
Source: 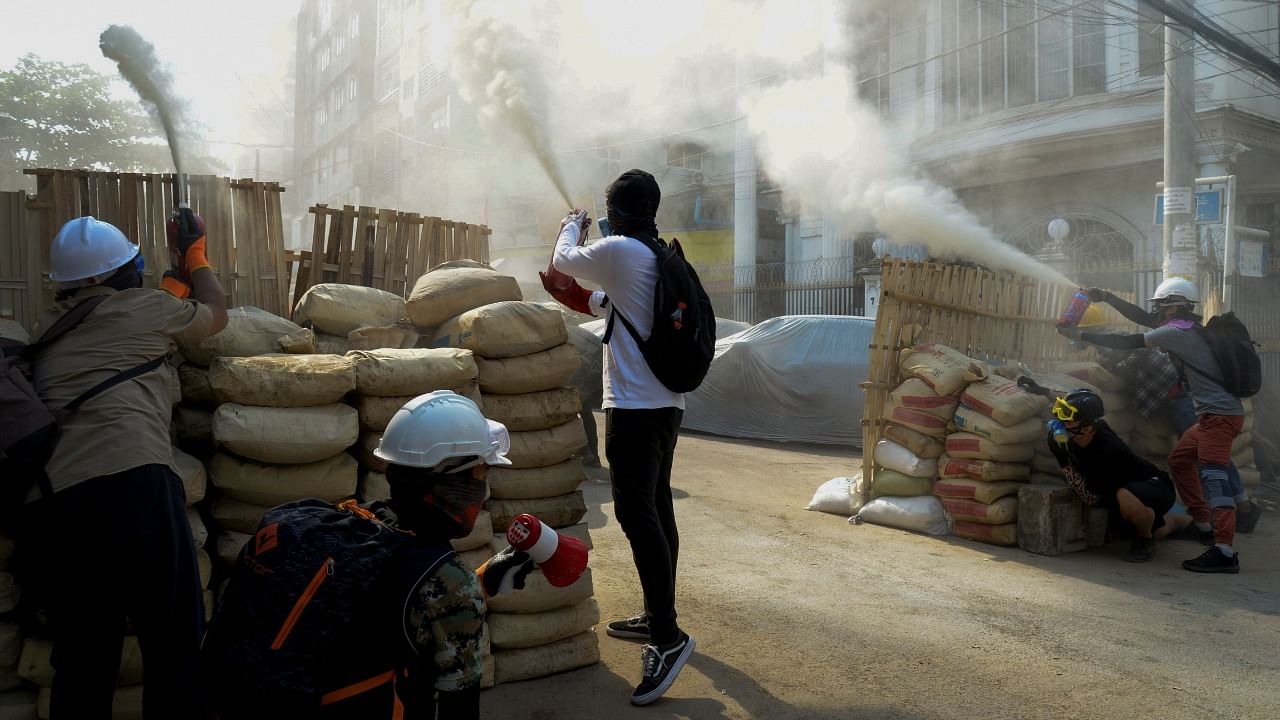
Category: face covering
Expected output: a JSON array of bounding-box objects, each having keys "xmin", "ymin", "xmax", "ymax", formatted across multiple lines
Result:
[
  {"xmin": 605, "ymin": 169, "xmax": 661, "ymax": 240},
  {"xmin": 422, "ymin": 474, "xmax": 488, "ymax": 536}
]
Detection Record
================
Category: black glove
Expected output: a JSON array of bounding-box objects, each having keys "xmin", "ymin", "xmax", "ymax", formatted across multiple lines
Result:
[
  {"xmin": 166, "ymin": 206, "xmax": 207, "ymax": 254},
  {"xmin": 1056, "ymin": 325, "xmax": 1082, "ymax": 341},
  {"xmin": 478, "ymin": 546, "xmax": 534, "ymax": 598},
  {"xmin": 1085, "ymin": 287, "xmax": 1109, "ymax": 303},
  {"xmin": 1016, "ymin": 375, "xmax": 1052, "ymax": 398}
]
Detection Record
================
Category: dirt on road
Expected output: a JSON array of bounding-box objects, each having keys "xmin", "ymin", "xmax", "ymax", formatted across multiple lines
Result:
[{"xmin": 484, "ymin": 414, "xmax": 1279, "ymax": 720}]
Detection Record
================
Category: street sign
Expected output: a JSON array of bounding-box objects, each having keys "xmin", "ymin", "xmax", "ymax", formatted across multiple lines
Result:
[{"xmin": 1153, "ymin": 189, "xmax": 1223, "ymax": 225}]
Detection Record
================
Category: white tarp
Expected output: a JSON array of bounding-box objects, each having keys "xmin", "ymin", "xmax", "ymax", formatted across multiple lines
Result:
[{"xmin": 683, "ymin": 316, "xmax": 873, "ymax": 446}]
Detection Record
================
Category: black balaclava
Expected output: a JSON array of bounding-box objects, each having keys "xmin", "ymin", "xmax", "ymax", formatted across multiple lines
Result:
[
  {"xmin": 56, "ymin": 254, "xmax": 143, "ymax": 301},
  {"xmin": 386, "ymin": 462, "xmax": 488, "ymax": 541},
  {"xmin": 605, "ymin": 169, "xmax": 661, "ymax": 241}
]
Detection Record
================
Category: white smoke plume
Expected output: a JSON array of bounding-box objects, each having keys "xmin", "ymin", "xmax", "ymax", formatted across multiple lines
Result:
[{"xmin": 99, "ymin": 25, "xmax": 188, "ymax": 192}]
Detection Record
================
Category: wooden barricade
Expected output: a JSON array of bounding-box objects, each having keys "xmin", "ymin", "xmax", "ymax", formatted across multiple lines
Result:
[{"xmin": 291, "ymin": 204, "xmax": 492, "ymax": 305}]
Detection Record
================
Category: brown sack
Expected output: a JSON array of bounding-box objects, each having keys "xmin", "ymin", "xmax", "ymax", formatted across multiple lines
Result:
[
  {"xmin": 406, "ymin": 261, "xmax": 522, "ymax": 331},
  {"xmin": 481, "ymin": 387, "xmax": 581, "ymax": 432},
  {"xmin": 506, "ymin": 420, "xmax": 587, "ymax": 469},
  {"xmin": 210, "ymin": 451, "xmax": 357, "ymax": 506},
  {"xmin": 209, "ymin": 354, "xmax": 356, "ymax": 407},
  {"xmin": 347, "ymin": 348, "xmax": 477, "ymax": 397},
  {"xmin": 476, "ymin": 343, "xmax": 580, "ymax": 394},
  {"xmin": 430, "ymin": 302, "xmax": 568, "ymax": 359}
]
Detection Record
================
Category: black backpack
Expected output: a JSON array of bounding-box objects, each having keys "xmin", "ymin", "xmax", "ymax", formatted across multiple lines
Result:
[
  {"xmin": 1197, "ymin": 312, "xmax": 1262, "ymax": 398},
  {"xmin": 203, "ymin": 499, "xmax": 454, "ymax": 716},
  {"xmin": 604, "ymin": 236, "xmax": 716, "ymax": 393},
  {"xmin": 0, "ymin": 296, "xmax": 164, "ymax": 526}
]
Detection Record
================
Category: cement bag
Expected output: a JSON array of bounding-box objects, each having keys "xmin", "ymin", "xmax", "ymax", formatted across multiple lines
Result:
[
  {"xmin": 1032, "ymin": 454, "xmax": 1065, "ymax": 477},
  {"xmin": 874, "ymin": 439, "xmax": 937, "ymax": 478},
  {"xmin": 197, "ymin": 548, "xmax": 213, "ymax": 588},
  {"xmin": 172, "ymin": 405, "xmax": 213, "ymax": 447},
  {"xmin": 20, "ymin": 636, "xmax": 143, "ymax": 687},
  {"xmin": 933, "ymin": 478, "xmax": 1024, "ymax": 504},
  {"xmin": 487, "ymin": 460, "xmax": 586, "ymax": 501},
  {"xmin": 348, "ymin": 348, "xmax": 477, "ymax": 397},
  {"xmin": 1051, "ymin": 361, "xmax": 1125, "ymax": 392},
  {"xmin": 357, "ymin": 433, "xmax": 387, "ymax": 474},
  {"xmin": 485, "ymin": 491, "xmax": 586, "ymax": 531},
  {"xmin": 36, "ymin": 686, "xmax": 142, "ymax": 720},
  {"xmin": 210, "ymin": 451, "xmax": 357, "ymax": 506},
  {"xmin": 945, "ymin": 433, "xmax": 1035, "ymax": 463},
  {"xmin": 173, "ymin": 448, "xmax": 207, "ymax": 505},
  {"xmin": 855, "ymin": 496, "xmax": 951, "ymax": 536},
  {"xmin": 487, "ymin": 568, "xmax": 594, "ymax": 614},
  {"xmin": 348, "ymin": 324, "xmax": 418, "ymax": 351},
  {"xmin": 431, "ymin": 301, "xmax": 568, "ymax": 359},
  {"xmin": 870, "ymin": 469, "xmax": 933, "ymax": 499},
  {"xmin": 209, "ymin": 354, "xmax": 356, "ymax": 407},
  {"xmin": 293, "ymin": 283, "xmax": 406, "ymax": 337},
  {"xmin": 277, "ymin": 328, "xmax": 315, "ymax": 354},
  {"xmin": 354, "ymin": 383, "xmax": 481, "ymax": 431},
  {"xmin": 1130, "ymin": 432, "xmax": 1175, "ymax": 457},
  {"xmin": 1239, "ymin": 467, "xmax": 1261, "ymax": 488},
  {"xmin": 314, "ymin": 333, "xmax": 352, "ymax": 355},
  {"xmin": 451, "ymin": 510, "xmax": 493, "ymax": 553},
  {"xmin": 217, "ymin": 530, "xmax": 251, "ymax": 567},
  {"xmin": 1233, "ymin": 447, "xmax": 1256, "ymax": 471},
  {"xmin": 481, "ymin": 387, "xmax": 580, "ymax": 432},
  {"xmin": 360, "ymin": 472, "xmax": 391, "ymax": 502},
  {"xmin": 961, "ymin": 376, "xmax": 1049, "ymax": 426},
  {"xmin": 0, "ymin": 576, "xmax": 17, "ymax": 615},
  {"xmin": 210, "ymin": 496, "xmax": 270, "ymax": 535},
  {"xmin": 882, "ymin": 399, "xmax": 950, "ymax": 437},
  {"xmin": 1107, "ymin": 411, "xmax": 1137, "ymax": 435},
  {"xmin": 492, "ymin": 631, "xmax": 599, "ymax": 685},
  {"xmin": 0, "ymin": 622, "xmax": 21, "ymax": 669},
  {"xmin": 178, "ymin": 363, "xmax": 215, "ymax": 406},
  {"xmin": 489, "ymin": 599, "xmax": 600, "ymax": 650},
  {"xmin": 882, "ymin": 424, "xmax": 944, "ymax": 459},
  {"xmin": 406, "ymin": 261, "xmax": 522, "ymax": 330},
  {"xmin": 940, "ymin": 496, "xmax": 1018, "ymax": 525},
  {"xmin": 899, "ymin": 344, "xmax": 987, "ymax": 396},
  {"xmin": 953, "ymin": 520, "xmax": 1017, "ymax": 546},
  {"xmin": 1099, "ymin": 390, "xmax": 1130, "ymax": 413},
  {"xmin": 184, "ymin": 306, "xmax": 304, "ymax": 367},
  {"xmin": 187, "ymin": 507, "xmax": 208, "ymax": 547},
  {"xmin": 1134, "ymin": 413, "xmax": 1176, "ymax": 440},
  {"xmin": 457, "ymin": 547, "xmax": 492, "ymax": 572},
  {"xmin": 476, "ymin": 343, "xmax": 579, "ymax": 394},
  {"xmin": 213, "ymin": 403, "xmax": 358, "ymax": 464},
  {"xmin": 890, "ymin": 379, "xmax": 960, "ymax": 419},
  {"xmin": 938, "ymin": 454, "xmax": 1030, "ymax": 482},
  {"xmin": 951, "ymin": 405, "xmax": 1042, "ymax": 445},
  {"xmin": 506, "ymin": 420, "xmax": 587, "ymax": 469},
  {"xmin": 807, "ymin": 476, "xmax": 854, "ymax": 515}
]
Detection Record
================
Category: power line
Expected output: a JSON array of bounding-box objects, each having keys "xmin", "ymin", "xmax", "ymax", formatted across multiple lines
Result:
[{"xmin": 1138, "ymin": 0, "xmax": 1280, "ymax": 86}]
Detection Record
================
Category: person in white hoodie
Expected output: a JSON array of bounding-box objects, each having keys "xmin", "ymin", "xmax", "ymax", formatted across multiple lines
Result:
[{"xmin": 548, "ymin": 169, "xmax": 695, "ymax": 706}]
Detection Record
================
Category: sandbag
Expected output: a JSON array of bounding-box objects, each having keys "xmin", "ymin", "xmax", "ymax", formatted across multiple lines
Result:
[
  {"xmin": 277, "ymin": 328, "xmax": 315, "ymax": 354},
  {"xmin": 0, "ymin": 576, "xmax": 17, "ymax": 615},
  {"xmin": 1233, "ymin": 447, "xmax": 1255, "ymax": 471},
  {"xmin": 487, "ymin": 460, "xmax": 586, "ymax": 500},
  {"xmin": 209, "ymin": 354, "xmax": 356, "ymax": 407},
  {"xmin": 1130, "ymin": 432, "xmax": 1175, "ymax": 458},
  {"xmin": 173, "ymin": 448, "xmax": 207, "ymax": 505},
  {"xmin": 807, "ymin": 476, "xmax": 854, "ymax": 515},
  {"xmin": 357, "ymin": 433, "xmax": 387, "ymax": 474},
  {"xmin": 874, "ymin": 439, "xmax": 937, "ymax": 478},
  {"xmin": 314, "ymin": 333, "xmax": 352, "ymax": 355},
  {"xmin": 882, "ymin": 399, "xmax": 950, "ymax": 437},
  {"xmin": 882, "ymin": 424, "xmax": 944, "ymax": 459},
  {"xmin": 182, "ymin": 307, "xmax": 304, "ymax": 367},
  {"xmin": 354, "ymin": 383, "xmax": 481, "ymax": 432},
  {"xmin": 889, "ymin": 379, "xmax": 960, "ymax": 419},
  {"xmin": 951, "ymin": 405, "xmax": 1043, "ymax": 445},
  {"xmin": 187, "ymin": 507, "xmax": 208, "ymax": 547},
  {"xmin": 172, "ymin": 405, "xmax": 213, "ymax": 447},
  {"xmin": 1032, "ymin": 453, "xmax": 1065, "ymax": 477},
  {"xmin": 899, "ymin": 344, "xmax": 987, "ymax": 396},
  {"xmin": 431, "ymin": 302, "xmax": 568, "ymax": 359},
  {"xmin": 348, "ymin": 324, "xmax": 418, "ymax": 351},
  {"xmin": 486, "ymin": 491, "xmax": 586, "ymax": 531},
  {"xmin": 961, "ymin": 376, "xmax": 1049, "ymax": 426},
  {"xmin": 492, "ymin": 630, "xmax": 599, "ymax": 685},
  {"xmin": 210, "ymin": 451, "xmax": 357, "ymax": 506},
  {"xmin": 197, "ymin": 548, "xmax": 213, "ymax": 588},
  {"xmin": 945, "ymin": 433, "xmax": 1035, "ymax": 463},
  {"xmin": 488, "ymin": 599, "xmax": 600, "ymax": 650},
  {"xmin": 348, "ymin": 348, "xmax": 478, "ymax": 397},
  {"xmin": 481, "ymin": 388, "xmax": 581, "ymax": 432},
  {"xmin": 933, "ymin": 478, "xmax": 1025, "ymax": 504},
  {"xmin": 476, "ymin": 343, "xmax": 580, "ymax": 394},
  {"xmin": 855, "ymin": 496, "xmax": 951, "ymax": 536},
  {"xmin": 940, "ymin": 496, "xmax": 1018, "ymax": 525},
  {"xmin": 178, "ymin": 363, "xmax": 215, "ymax": 406},
  {"xmin": 1099, "ymin": 390, "xmax": 1131, "ymax": 414},
  {"xmin": 406, "ymin": 261, "xmax": 522, "ymax": 330},
  {"xmin": 1134, "ymin": 413, "xmax": 1176, "ymax": 440},
  {"xmin": 20, "ymin": 636, "xmax": 143, "ymax": 687},
  {"xmin": 37, "ymin": 686, "xmax": 142, "ymax": 720},
  {"xmin": 0, "ymin": 622, "xmax": 21, "ymax": 669},
  {"xmin": 216, "ymin": 530, "xmax": 251, "ymax": 567},
  {"xmin": 1051, "ymin": 361, "xmax": 1125, "ymax": 391},
  {"xmin": 952, "ymin": 520, "xmax": 1018, "ymax": 546},
  {"xmin": 457, "ymin": 547, "xmax": 493, "ymax": 572},
  {"xmin": 870, "ymin": 469, "xmax": 933, "ymax": 499},
  {"xmin": 1232, "ymin": 432, "xmax": 1252, "ymax": 454},
  {"xmin": 1239, "ymin": 467, "xmax": 1260, "ymax": 488},
  {"xmin": 1107, "ymin": 411, "xmax": 1137, "ymax": 435},
  {"xmin": 937, "ymin": 454, "xmax": 1030, "ymax": 482},
  {"xmin": 486, "ymin": 568, "xmax": 594, "ymax": 614},
  {"xmin": 213, "ymin": 403, "xmax": 358, "ymax": 464},
  {"xmin": 506, "ymin": 420, "xmax": 587, "ymax": 469},
  {"xmin": 210, "ymin": 496, "xmax": 271, "ymax": 535},
  {"xmin": 293, "ymin": 283, "xmax": 406, "ymax": 337},
  {"xmin": 360, "ymin": 472, "xmax": 391, "ymax": 502},
  {"xmin": 451, "ymin": 510, "xmax": 493, "ymax": 553}
]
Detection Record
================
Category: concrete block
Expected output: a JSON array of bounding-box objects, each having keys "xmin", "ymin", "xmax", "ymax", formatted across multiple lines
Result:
[
  {"xmin": 1017, "ymin": 483, "xmax": 1087, "ymax": 556},
  {"xmin": 1086, "ymin": 507, "xmax": 1110, "ymax": 548}
]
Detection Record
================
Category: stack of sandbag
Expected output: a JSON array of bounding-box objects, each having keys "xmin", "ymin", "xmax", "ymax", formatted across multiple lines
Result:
[
  {"xmin": 1051, "ymin": 361, "xmax": 1137, "ymax": 442},
  {"xmin": 207, "ymin": 354, "xmax": 360, "ymax": 569},
  {"xmin": 934, "ymin": 375, "xmax": 1048, "ymax": 546},
  {"xmin": 293, "ymin": 283, "xmax": 417, "ymax": 354},
  {"xmin": 1234, "ymin": 399, "xmax": 1261, "ymax": 492},
  {"xmin": 173, "ymin": 448, "xmax": 215, "ymax": 622},
  {"xmin": 21, "ymin": 637, "xmax": 143, "ymax": 719}
]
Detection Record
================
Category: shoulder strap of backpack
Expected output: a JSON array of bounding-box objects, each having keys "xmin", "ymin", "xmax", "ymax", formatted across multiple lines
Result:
[
  {"xmin": 61, "ymin": 355, "xmax": 167, "ymax": 415},
  {"xmin": 601, "ymin": 235, "xmax": 663, "ymax": 347},
  {"xmin": 26, "ymin": 295, "xmax": 110, "ymax": 355}
]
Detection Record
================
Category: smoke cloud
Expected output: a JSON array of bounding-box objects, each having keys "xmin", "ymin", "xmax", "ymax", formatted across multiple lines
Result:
[{"xmin": 99, "ymin": 24, "xmax": 187, "ymax": 190}]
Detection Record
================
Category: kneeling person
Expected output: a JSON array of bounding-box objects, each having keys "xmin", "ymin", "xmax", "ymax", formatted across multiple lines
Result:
[{"xmin": 1048, "ymin": 389, "xmax": 1191, "ymax": 562}]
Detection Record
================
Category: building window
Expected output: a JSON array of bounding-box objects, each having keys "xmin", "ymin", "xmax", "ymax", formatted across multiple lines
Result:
[
  {"xmin": 858, "ymin": 1, "xmax": 925, "ymax": 120},
  {"xmin": 1072, "ymin": 1, "xmax": 1106, "ymax": 95},
  {"xmin": 1137, "ymin": 18, "xmax": 1163, "ymax": 77},
  {"xmin": 1037, "ymin": 0, "xmax": 1071, "ymax": 102},
  {"xmin": 350, "ymin": 13, "xmax": 360, "ymax": 39},
  {"xmin": 335, "ymin": 33, "xmax": 347, "ymax": 56},
  {"xmin": 1007, "ymin": 1, "xmax": 1036, "ymax": 107},
  {"xmin": 665, "ymin": 142, "xmax": 703, "ymax": 172},
  {"xmin": 318, "ymin": 46, "xmax": 331, "ymax": 73},
  {"xmin": 378, "ymin": 60, "xmax": 400, "ymax": 101},
  {"xmin": 347, "ymin": 76, "xmax": 358, "ymax": 102}
]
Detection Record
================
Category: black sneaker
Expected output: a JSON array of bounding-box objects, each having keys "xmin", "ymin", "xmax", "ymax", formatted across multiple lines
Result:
[
  {"xmin": 1181, "ymin": 547, "xmax": 1240, "ymax": 574},
  {"xmin": 631, "ymin": 633, "xmax": 696, "ymax": 706},
  {"xmin": 1124, "ymin": 537, "xmax": 1155, "ymax": 563},
  {"xmin": 1171, "ymin": 524, "xmax": 1214, "ymax": 546},
  {"xmin": 1237, "ymin": 503, "xmax": 1264, "ymax": 534},
  {"xmin": 606, "ymin": 614, "xmax": 650, "ymax": 640}
]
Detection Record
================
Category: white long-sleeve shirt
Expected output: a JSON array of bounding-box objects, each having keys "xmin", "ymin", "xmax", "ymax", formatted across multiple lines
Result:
[{"xmin": 553, "ymin": 222, "xmax": 684, "ymax": 410}]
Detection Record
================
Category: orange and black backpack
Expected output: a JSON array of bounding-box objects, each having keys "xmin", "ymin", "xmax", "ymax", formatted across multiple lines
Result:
[{"xmin": 202, "ymin": 498, "xmax": 454, "ymax": 717}]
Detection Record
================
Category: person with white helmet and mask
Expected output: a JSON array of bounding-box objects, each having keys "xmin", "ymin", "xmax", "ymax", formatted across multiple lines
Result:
[
  {"xmin": 19, "ymin": 208, "xmax": 226, "ymax": 718},
  {"xmin": 1069, "ymin": 277, "xmax": 1248, "ymax": 573}
]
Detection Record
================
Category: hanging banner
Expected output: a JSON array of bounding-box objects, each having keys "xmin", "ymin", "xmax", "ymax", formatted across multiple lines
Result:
[
  {"xmin": 1163, "ymin": 187, "xmax": 1193, "ymax": 215},
  {"xmin": 1238, "ymin": 240, "xmax": 1266, "ymax": 278},
  {"xmin": 1172, "ymin": 224, "xmax": 1197, "ymax": 250}
]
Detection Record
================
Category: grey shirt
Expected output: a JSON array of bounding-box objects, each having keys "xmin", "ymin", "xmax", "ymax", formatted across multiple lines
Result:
[{"xmin": 1144, "ymin": 325, "xmax": 1243, "ymax": 417}]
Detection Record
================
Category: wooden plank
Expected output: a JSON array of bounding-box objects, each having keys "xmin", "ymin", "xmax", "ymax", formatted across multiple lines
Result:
[
  {"xmin": 245, "ymin": 181, "xmax": 267, "ymax": 311},
  {"xmin": 302, "ymin": 205, "xmax": 329, "ymax": 300},
  {"xmin": 267, "ymin": 183, "xmax": 290, "ymax": 314},
  {"xmin": 352, "ymin": 205, "xmax": 374, "ymax": 285},
  {"xmin": 214, "ymin": 176, "xmax": 237, "ymax": 304},
  {"xmin": 417, "ymin": 215, "xmax": 437, "ymax": 282},
  {"xmin": 336, "ymin": 204, "xmax": 357, "ymax": 285},
  {"xmin": 373, "ymin": 208, "xmax": 394, "ymax": 291}
]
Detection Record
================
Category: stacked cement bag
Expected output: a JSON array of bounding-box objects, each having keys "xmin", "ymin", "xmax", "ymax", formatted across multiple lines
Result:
[
  {"xmin": 207, "ymin": 354, "xmax": 359, "ymax": 569},
  {"xmin": 23, "ymin": 637, "xmax": 144, "ymax": 719},
  {"xmin": 293, "ymin": 283, "xmax": 417, "ymax": 354}
]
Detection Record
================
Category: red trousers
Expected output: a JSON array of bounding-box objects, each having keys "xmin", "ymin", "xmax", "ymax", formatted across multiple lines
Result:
[{"xmin": 1168, "ymin": 413, "xmax": 1243, "ymax": 546}]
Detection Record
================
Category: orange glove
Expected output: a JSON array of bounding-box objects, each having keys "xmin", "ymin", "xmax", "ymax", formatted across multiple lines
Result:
[
  {"xmin": 160, "ymin": 270, "xmax": 191, "ymax": 298},
  {"xmin": 166, "ymin": 206, "xmax": 211, "ymax": 281},
  {"xmin": 540, "ymin": 265, "xmax": 594, "ymax": 316}
]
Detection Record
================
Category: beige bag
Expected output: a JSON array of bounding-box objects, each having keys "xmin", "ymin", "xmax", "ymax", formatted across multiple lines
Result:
[
  {"xmin": 183, "ymin": 306, "xmax": 303, "ymax": 367},
  {"xmin": 356, "ymin": 433, "xmax": 387, "ymax": 474},
  {"xmin": 882, "ymin": 398, "xmax": 951, "ymax": 436},
  {"xmin": 932, "ymin": 478, "xmax": 1025, "ymax": 504},
  {"xmin": 348, "ymin": 348, "xmax": 477, "ymax": 397},
  {"xmin": 481, "ymin": 388, "xmax": 581, "ymax": 432},
  {"xmin": 19, "ymin": 636, "xmax": 143, "ymax": 687},
  {"xmin": 210, "ymin": 451, "xmax": 357, "ymax": 506},
  {"xmin": 882, "ymin": 424, "xmax": 944, "ymax": 459},
  {"xmin": 889, "ymin": 378, "xmax": 960, "ymax": 419},
  {"xmin": 476, "ymin": 344, "xmax": 580, "ymax": 394},
  {"xmin": 940, "ymin": 496, "xmax": 1018, "ymax": 525},
  {"xmin": 492, "ymin": 631, "xmax": 599, "ymax": 685},
  {"xmin": 360, "ymin": 472, "xmax": 391, "ymax": 502},
  {"xmin": 506, "ymin": 420, "xmax": 588, "ymax": 469},
  {"xmin": 293, "ymin": 283, "xmax": 406, "ymax": 337},
  {"xmin": 952, "ymin": 520, "xmax": 1018, "ymax": 546},
  {"xmin": 313, "ymin": 333, "xmax": 352, "ymax": 355},
  {"xmin": 951, "ymin": 405, "xmax": 1043, "ymax": 445},
  {"xmin": 173, "ymin": 447, "xmax": 207, "ymax": 505},
  {"xmin": 937, "ymin": 454, "xmax": 1029, "ymax": 481},
  {"xmin": 945, "ymin": 433, "xmax": 1035, "ymax": 463},
  {"xmin": 172, "ymin": 406, "xmax": 213, "ymax": 446},
  {"xmin": 347, "ymin": 324, "xmax": 418, "ymax": 351},
  {"xmin": 486, "ymin": 490, "xmax": 586, "ymax": 531},
  {"xmin": 209, "ymin": 354, "xmax": 356, "ymax": 408},
  {"xmin": 213, "ymin": 403, "xmax": 358, "ymax": 464},
  {"xmin": 430, "ymin": 301, "xmax": 568, "ymax": 359},
  {"xmin": 488, "ymin": 599, "xmax": 600, "ymax": 650},
  {"xmin": 1051, "ymin": 361, "xmax": 1126, "ymax": 391},
  {"xmin": 178, "ymin": 363, "xmax": 215, "ymax": 406},
  {"xmin": 187, "ymin": 507, "xmax": 208, "ymax": 548},
  {"xmin": 486, "ymin": 568, "xmax": 594, "ymax": 614},
  {"xmin": 406, "ymin": 261, "xmax": 522, "ymax": 331},
  {"xmin": 354, "ymin": 383, "xmax": 481, "ymax": 432},
  {"xmin": 487, "ymin": 460, "xmax": 586, "ymax": 500},
  {"xmin": 216, "ymin": 530, "xmax": 251, "ymax": 567},
  {"xmin": 961, "ymin": 375, "xmax": 1050, "ymax": 426},
  {"xmin": 899, "ymin": 343, "xmax": 987, "ymax": 396},
  {"xmin": 210, "ymin": 496, "xmax": 271, "ymax": 535},
  {"xmin": 451, "ymin": 510, "xmax": 493, "ymax": 553}
]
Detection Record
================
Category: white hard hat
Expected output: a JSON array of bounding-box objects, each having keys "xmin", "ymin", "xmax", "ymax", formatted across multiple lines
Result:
[
  {"xmin": 374, "ymin": 390, "xmax": 512, "ymax": 470},
  {"xmin": 1150, "ymin": 277, "xmax": 1200, "ymax": 305},
  {"xmin": 49, "ymin": 216, "xmax": 139, "ymax": 282}
]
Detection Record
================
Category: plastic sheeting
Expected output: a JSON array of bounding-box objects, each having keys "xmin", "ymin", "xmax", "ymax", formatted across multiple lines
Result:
[{"xmin": 683, "ymin": 316, "xmax": 874, "ymax": 446}]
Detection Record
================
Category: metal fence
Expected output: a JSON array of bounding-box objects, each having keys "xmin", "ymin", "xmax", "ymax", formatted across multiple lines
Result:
[{"xmin": 702, "ymin": 257, "xmax": 866, "ymax": 323}]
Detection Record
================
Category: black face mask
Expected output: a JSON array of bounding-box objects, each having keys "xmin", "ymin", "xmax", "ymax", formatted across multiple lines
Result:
[{"xmin": 605, "ymin": 169, "xmax": 661, "ymax": 240}]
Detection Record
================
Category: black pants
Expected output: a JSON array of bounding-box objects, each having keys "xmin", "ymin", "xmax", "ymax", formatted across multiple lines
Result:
[
  {"xmin": 29, "ymin": 464, "xmax": 205, "ymax": 719},
  {"xmin": 605, "ymin": 407, "xmax": 683, "ymax": 646}
]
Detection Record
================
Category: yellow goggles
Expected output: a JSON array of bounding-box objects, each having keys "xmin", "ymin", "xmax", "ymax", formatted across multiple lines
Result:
[{"xmin": 1052, "ymin": 397, "xmax": 1080, "ymax": 422}]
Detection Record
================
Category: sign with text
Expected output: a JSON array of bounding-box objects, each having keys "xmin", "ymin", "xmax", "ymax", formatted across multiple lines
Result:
[{"xmin": 1154, "ymin": 189, "xmax": 1223, "ymax": 225}]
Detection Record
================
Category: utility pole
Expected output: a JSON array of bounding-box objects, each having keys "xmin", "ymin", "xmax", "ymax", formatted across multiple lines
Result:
[{"xmin": 1161, "ymin": 0, "xmax": 1198, "ymax": 281}]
